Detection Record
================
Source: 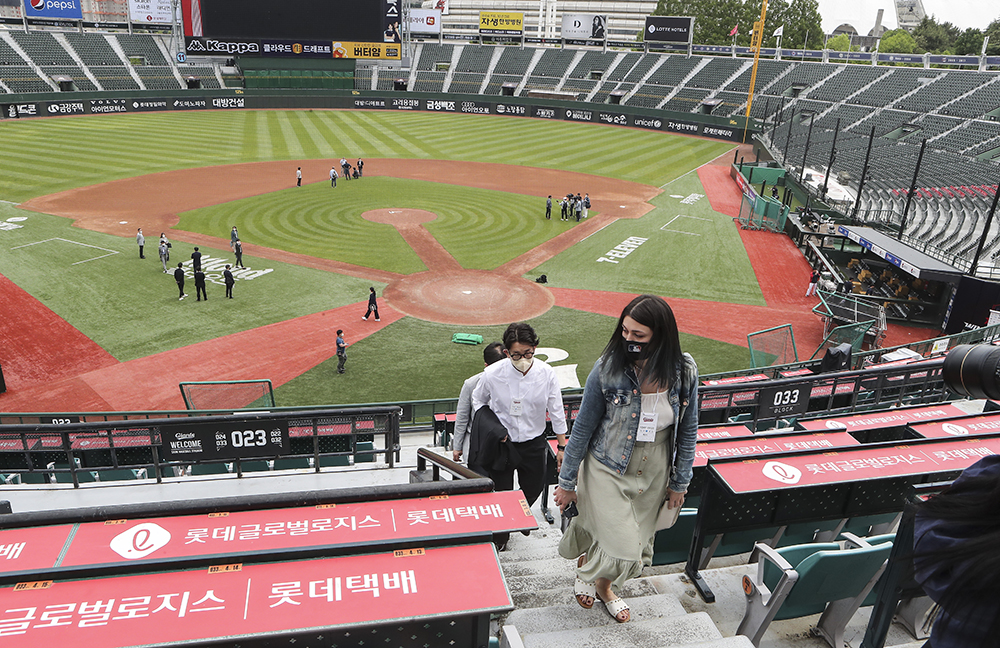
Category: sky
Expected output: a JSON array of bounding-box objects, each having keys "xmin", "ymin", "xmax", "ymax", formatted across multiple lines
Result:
[{"xmin": 818, "ymin": 0, "xmax": 997, "ymax": 34}]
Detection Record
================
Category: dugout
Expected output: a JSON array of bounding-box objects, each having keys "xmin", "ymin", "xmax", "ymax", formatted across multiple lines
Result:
[{"xmin": 810, "ymin": 226, "xmax": 963, "ymax": 329}]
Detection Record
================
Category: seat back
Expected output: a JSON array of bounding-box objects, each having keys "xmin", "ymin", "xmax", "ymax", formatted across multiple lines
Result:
[
  {"xmin": 773, "ymin": 542, "xmax": 893, "ymax": 621},
  {"xmin": 651, "ymin": 508, "xmax": 698, "ymax": 565}
]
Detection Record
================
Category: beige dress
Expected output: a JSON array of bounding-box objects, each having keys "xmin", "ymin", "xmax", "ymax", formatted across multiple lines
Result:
[{"xmin": 559, "ymin": 390, "xmax": 675, "ymax": 591}]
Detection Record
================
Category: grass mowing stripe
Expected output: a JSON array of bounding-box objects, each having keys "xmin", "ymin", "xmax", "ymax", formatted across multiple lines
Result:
[
  {"xmin": 297, "ymin": 111, "xmax": 339, "ymax": 158},
  {"xmin": 286, "ymin": 112, "xmax": 323, "ymax": 159},
  {"xmin": 341, "ymin": 112, "xmax": 403, "ymax": 157},
  {"xmin": 274, "ymin": 111, "xmax": 306, "ymax": 160},
  {"xmin": 253, "ymin": 110, "xmax": 273, "ymax": 159},
  {"xmin": 311, "ymin": 110, "xmax": 364, "ymax": 156}
]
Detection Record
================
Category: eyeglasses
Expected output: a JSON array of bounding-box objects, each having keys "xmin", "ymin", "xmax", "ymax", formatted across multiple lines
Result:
[{"xmin": 508, "ymin": 350, "xmax": 535, "ymax": 361}]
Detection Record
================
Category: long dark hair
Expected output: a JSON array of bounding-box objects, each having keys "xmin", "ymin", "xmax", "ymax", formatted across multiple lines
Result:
[
  {"xmin": 600, "ymin": 295, "xmax": 682, "ymax": 389},
  {"xmin": 914, "ymin": 461, "xmax": 1000, "ymax": 642}
]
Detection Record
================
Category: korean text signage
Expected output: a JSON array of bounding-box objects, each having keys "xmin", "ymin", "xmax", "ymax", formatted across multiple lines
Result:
[
  {"xmin": 127, "ymin": 0, "xmax": 172, "ymax": 24},
  {"xmin": 408, "ymin": 8, "xmax": 441, "ymax": 35},
  {"xmin": 910, "ymin": 413, "xmax": 1000, "ymax": 439},
  {"xmin": 21, "ymin": 0, "xmax": 82, "ymax": 20},
  {"xmin": 644, "ymin": 16, "xmax": 693, "ymax": 44},
  {"xmin": 714, "ymin": 436, "xmax": 1000, "ymax": 493},
  {"xmin": 262, "ymin": 39, "xmax": 333, "ymax": 58},
  {"xmin": 694, "ymin": 431, "xmax": 857, "ymax": 467},
  {"xmin": 480, "ymin": 11, "xmax": 523, "ymax": 37},
  {"xmin": 798, "ymin": 403, "xmax": 967, "ymax": 432},
  {"xmin": 0, "ymin": 545, "xmax": 511, "ymax": 645},
  {"xmin": 160, "ymin": 419, "xmax": 289, "ymax": 460},
  {"xmin": 0, "ymin": 491, "xmax": 533, "ymax": 578},
  {"xmin": 561, "ymin": 14, "xmax": 606, "ymax": 41},
  {"xmin": 334, "ymin": 41, "xmax": 400, "ymax": 60}
]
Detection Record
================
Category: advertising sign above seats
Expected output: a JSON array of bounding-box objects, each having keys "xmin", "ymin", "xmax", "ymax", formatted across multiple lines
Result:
[
  {"xmin": 409, "ymin": 9, "xmax": 441, "ymax": 35},
  {"xmin": 643, "ymin": 15, "xmax": 694, "ymax": 44},
  {"xmin": 560, "ymin": 14, "xmax": 606, "ymax": 41},
  {"xmin": 21, "ymin": 0, "xmax": 82, "ymax": 21},
  {"xmin": 127, "ymin": 0, "xmax": 172, "ymax": 24}
]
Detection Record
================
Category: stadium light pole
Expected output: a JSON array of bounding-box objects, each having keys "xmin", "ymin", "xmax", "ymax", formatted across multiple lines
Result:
[
  {"xmin": 783, "ymin": 109, "xmax": 795, "ymax": 165},
  {"xmin": 970, "ymin": 177, "xmax": 1000, "ymax": 277},
  {"xmin": 821, "ymin": 118, "xmax": 840, "ymax": 199},
  {"xmin": 897, "ymin": 139, "xmax": 928, "ymax": 242},
  {"xmin": 851, "ymin": 125, "xmax": 877, "ymax": 225},
  {"xmin": 799, "ymin": 112, "xmax": 815, "ymax": 184}
]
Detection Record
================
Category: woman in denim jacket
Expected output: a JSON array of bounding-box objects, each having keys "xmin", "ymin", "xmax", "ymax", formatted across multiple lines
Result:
[{"xmin": 554, "ymin": 295, "xmax": 698, "ymax": 623}]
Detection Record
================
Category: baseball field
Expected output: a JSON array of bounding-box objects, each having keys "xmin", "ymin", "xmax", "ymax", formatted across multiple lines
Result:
[{"xmin": 0, "ymin": 109, "xmax": 933, "ymax": 413}]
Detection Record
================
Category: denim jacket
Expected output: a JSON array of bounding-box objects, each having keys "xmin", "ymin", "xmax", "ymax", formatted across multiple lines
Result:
[{"xmin": 558, "ymin": 353, "xmax": 698, "ymax": 494}]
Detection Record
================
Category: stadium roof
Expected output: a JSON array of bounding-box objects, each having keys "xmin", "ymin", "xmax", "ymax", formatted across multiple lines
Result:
[{"xmin": 838, "ymin": 226, "xmax": 964, "ymax": 282}]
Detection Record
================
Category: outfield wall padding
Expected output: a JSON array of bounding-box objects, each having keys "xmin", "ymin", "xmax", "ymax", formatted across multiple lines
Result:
[{"xmin": 0, "ymin": 88, "xmax": 757, "ymax": 142}]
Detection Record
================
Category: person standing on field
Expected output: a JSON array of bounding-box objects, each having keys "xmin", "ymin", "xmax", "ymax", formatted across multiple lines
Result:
[
  {"xmin": 336, "ymin": 330, "xmax": 347, "ymax": 374},
  {"xmin": 296, "ymin": 167, "xmax": 302, "ymax": 187},
  {"xmin": 136, "ymin": 228, "xmax": 145, "ymax": 258},
  {"xmin": 545, "ymin": 195, "xmax": 552, "ymax": 220},
  {"xmin": 191, "ymin": 247, "xmax": 202, "ymax": 273},
  {"xmin": 194, "ymin": 269, "xmax": 207, "ymax": 302},
  {"xmin": 224, "ymin": 264, "xmax": 235, "ymax": 299},
  {"xmin": 234, "ymin": 239, "xmax": 245, "ymax": 269},
  {"xmin": 363, "ymin": 287, "xmax": 380, "ymax": 321},
  {"xmin": 357, "ymin": 158, "xmax": 364, "ymax": 177},
  {"xmin": 174, "ymin": 263, "xmax": 186, "ymax": 300},
  {"xmin": 230, "ymin": 226, "xmax": 238, "ymax": 251},
  {"xmin": 330, "ymin": 166, "xmax": 338, "ymax": 187},
  {"xmin": 159, "ymin": 239, "xmax": 169, "ymax": 272}
]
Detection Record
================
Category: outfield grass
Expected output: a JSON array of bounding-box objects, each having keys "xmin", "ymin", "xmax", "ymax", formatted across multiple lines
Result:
[
  {"xmin": 176, "ymin": 177, "xmax": 578, "ymax": 273},
  {"xmin": 0, "ymin": 205, "xmax": 377, "ymax": 361},
  {"xmin": 0, "ymin": 111, "xmax": 733, "ymax": 203},
  {"xmin": 273, "ymin": 306, "xmax": 751, "ymax": 406}
]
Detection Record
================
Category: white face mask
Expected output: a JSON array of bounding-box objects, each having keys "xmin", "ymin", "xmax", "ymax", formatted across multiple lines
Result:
[{"xmin": 511, "ymin": 357, "xmax": 533, "ymax": 373}]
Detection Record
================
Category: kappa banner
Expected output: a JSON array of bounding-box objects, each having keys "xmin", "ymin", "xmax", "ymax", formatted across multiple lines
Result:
[
  {"xmin": 127, "ymin": 0, "xmax": 172, "ymax": 24},
  {"xmin": 333, "ymin": 41, "xmax": 400, "ymax": 60},
  {"xmin": 480, "ymin": 11, "xmax": 523, "ymax": 36}
]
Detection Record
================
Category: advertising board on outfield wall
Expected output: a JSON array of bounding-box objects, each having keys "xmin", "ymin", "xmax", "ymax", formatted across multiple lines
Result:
[
  {"xmin": 0, "ymin": 93, "xmax": 748, "ymax": 142},
  {"xmin": 184, "ymin": 37, "xmax": 398, "ymax": 60}
]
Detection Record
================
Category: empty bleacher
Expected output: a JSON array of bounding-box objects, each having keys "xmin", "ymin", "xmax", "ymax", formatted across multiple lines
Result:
[
  {"xmin": 685, "ymin": 57, "xmax": 746, "ymax": 90},
  {"xmin": 116, "ymin": 33, "xmax": 168, "ymax": 66},
  {"xmin": 807, "ymin": 65, "xmax": 889, "ymax": 103},
  {"xmin": 8, "ymin": 30, "xmax": 75, "ymax": 66},
  {"xmin": 454, "ymin": 44, "xmax": 492, "ymax": 73},
  {"xmin": 941, "ymin": 78, "xmax": 1000, "ymax": 119}
]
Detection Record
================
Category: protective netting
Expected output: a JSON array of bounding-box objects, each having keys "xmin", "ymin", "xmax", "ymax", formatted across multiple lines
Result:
[{"xmin": 179, "ymin": 380, "xmax": 275, "ymax": 411}]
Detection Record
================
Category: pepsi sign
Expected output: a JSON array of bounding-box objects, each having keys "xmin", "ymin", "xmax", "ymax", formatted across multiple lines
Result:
[{"xmin": 22, "ymin": 0, "xmax": 83, "ymax": 20}]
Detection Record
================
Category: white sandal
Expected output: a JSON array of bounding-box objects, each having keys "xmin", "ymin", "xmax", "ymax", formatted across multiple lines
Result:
[
  {"xmin": 574, "ymin": 578, "xmax": 596, "ymax": 609},
  {"xmin": 602, "ymin": 595, "xmax": 630, "ymax": 623}
]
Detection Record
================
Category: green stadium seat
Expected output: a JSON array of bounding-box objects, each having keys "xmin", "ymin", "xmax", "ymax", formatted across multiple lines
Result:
[
  {"xmin": 354, "ymin": 441, "xmax": 376, "ymax": 463},
  {"xmin": 272, "ymin": 457, "xmax": 311, "ymax": 471},
  {"xmin": 319, "ymin": 454, "xmax": 350, "ymax": 468},
  {"xmin": 738, "ymin": 535, "xmax": 892, "ymax": 647},
  {"xmin": 188, "ymin": 462, "xmax": 233, "ymax": 476}
]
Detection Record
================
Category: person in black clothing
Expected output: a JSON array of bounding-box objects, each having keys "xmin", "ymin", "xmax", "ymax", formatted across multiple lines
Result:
[
  {"xmin": 546, "ymin": 195, "xmax": 552, "ymax": 220},
  {"xmin": 363, "ymin": 287, "xmax": 380, "ymax": 321},
  {"xmin": 195, "ymin": 269, "xmax": 207, "ymax": 301},
  {"xmin": 234, "ymin": 239, "xmax": 245, "ymax": 268},
  {"xmin": 224, "ymin": 264, "xmax": 235, "ymax": 299},
  {"xmin": 173, "ymin": 263, "xmax": 186, "ymax": 300},
  {"xmin": 191, "ymin": 247, "xmax": 202, "ymax": 273}
]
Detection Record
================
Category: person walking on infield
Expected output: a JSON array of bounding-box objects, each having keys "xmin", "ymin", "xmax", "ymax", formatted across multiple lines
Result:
[
  {"xmin": 336, "ymin": 330, "xmax": 347, "ymax": 374},
  {"xmin": 159, "ymin": 239, "xmax": 169, "ymax": 272},
  {"xmin": 583, "ymin": 193, "xmax": 591, "ymax": 219},
  {"xmin": 174, "ymin": 263, "xmax": 187, "ymax": 300},
  {"xmin": 363, "ymin": 287, "xmax": 380, "ymax": 321},
  {"xmin": 224, "ymin": 264, "xmax": 235, "ymax": 299},
  {"xmin": 554, "ymin": 295, "xmax": 698, "ymax": 624},
  {"xmin": 191, "ymin": 247, "xmax": 202, "ymax": 273},
  {"xmin": 357, "ymin": 158, "xmax": 364, "ymax": 177},
  {"xmin": 806, "ymin": 269, "xmax": 820, "ymax": 296},
  {"xmin": 341, "ymin": 158, "xmax": 350, "ymax": 180},
  {"xmin": 230, "ymin": 226, "xmax": 238, "ymax": 251},
  {"xmin": 159, "ymin": 232, "xmax": 170, "ymax": 261},
  {"xmin": 296, "ymin": 167, "xmax": 302, "ymax": 187},
  {"xmin": 234, "ymin": 239, "xmax": 245, "ymax": 268},
  {"xmin": 575, "ymin": 194, "xmax": 583, "ymax": 222},
  {"xmin": 472, "ymin": 322, "xmax": 568, "ymax": 549},
  {"xmin": 452, "ymin": 342, "xmax": 506, "ymax": 463},
  {"xmin": 194, "ymin": 269, "xmax": 207, "ymax": 302},
  {"xmin": 330, "ymin": 166, "xmax": 338, "ymax": 187},
  {"xmin": 136, "ymin": 228, "xmax": 145, "ymax": 258},
  {"xmin": 560, "ymin": 196, "xmax": 569, "ymax": 221},
  {"xmin": 545, "ymin": 195, "xmax": 552, "ymax": 220}
]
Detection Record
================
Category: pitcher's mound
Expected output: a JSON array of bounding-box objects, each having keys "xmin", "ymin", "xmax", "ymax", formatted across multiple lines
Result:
[
  {"xmin": 362, "ymin": 208, "xmax": 437, "ymax": 225},
  {"xmin": 384, "ymin": 270, "xmax": 554, "ymax": 326}
]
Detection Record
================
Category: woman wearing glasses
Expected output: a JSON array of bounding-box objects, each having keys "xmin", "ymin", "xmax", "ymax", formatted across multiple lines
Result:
[
  {"xmin": 554, "ymin": 295, "xmax": 698, "ymax": 623},
  {"xmin": 472, "ymin": 322, "xmax": 568, "ymax": 550}
]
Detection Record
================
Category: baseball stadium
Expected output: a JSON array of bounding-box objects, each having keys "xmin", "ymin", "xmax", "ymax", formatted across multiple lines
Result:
[{"xmin": 1, "ymin": 0, "xmax": 1000, "ymax": 647}]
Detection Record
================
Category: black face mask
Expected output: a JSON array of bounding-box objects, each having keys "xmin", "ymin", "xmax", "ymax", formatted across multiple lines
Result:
[{"xmin": 623, "ymin": 339, "xmax": 645, "ymax": 362}]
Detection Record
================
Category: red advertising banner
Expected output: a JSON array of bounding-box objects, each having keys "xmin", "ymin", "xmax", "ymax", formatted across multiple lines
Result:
[
  {"xmin": 797, "ymin": 403, "xmax": 969, "ymax": 432},
  {"xmin": 712, "ymin": 435, "xmax": 1000, "ymax": 493},
  {"xmin": 694, "ymin": 431, "xmax": 857, "ymax": 467},
  {"xmin": 696, "ymin": 425, "xmax": 753, "ymax": 441},
  {"xmin": 0, "ymin": 491, "xmax": 532, "ymax": 578},
  {"xmin": 910, "ymin": 412, "xmax": 1000, "ymax": 439},
  {"xmin": 0, "ymin": 544, "xmax": 511, "ymax": 646}
]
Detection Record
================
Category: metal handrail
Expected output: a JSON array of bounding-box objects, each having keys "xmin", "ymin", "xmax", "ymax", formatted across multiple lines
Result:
[{"xmin": 415, "ymin": 447, "xmax": 484, "ymax": 482}]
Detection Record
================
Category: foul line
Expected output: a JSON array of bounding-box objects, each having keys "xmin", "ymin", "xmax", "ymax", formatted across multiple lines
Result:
[
  {"xmin": 660, "ymin": 214, "xmax": 712, "ymax": 237},
  {"xmin": 0, "ymin": 200, "xmax": 19, "ymax": 206},
  {"xmin": 579, "ymin": 219, "xmax": 617, "ymax": 242},
  {"xmin": 657, "ymin": 146, "xmax": 738, "ymax": 190},
  {"xmin": 12, "ymin": 237, "xmax": 120, "ymax": 265}
]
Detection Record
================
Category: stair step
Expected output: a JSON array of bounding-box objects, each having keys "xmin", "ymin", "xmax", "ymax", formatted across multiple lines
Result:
[
  {"xmin": 505, "ymin": 592, "xmax": 687, "ymax": 634},
  {"xmin": 511, "ymin": 578, "xmax": 658, "ymax": 609},
  {"xmin": 520, "ymin": 611, "xmax": 723, "ymax": 648}
]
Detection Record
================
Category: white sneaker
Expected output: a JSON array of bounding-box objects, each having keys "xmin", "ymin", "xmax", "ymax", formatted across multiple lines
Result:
[
  {"xmin": 362, "ymin": 317, "xmax": 367, "ymax": 321},
  {"xmin": 375, "ymin": 318, "xmax": 380, "ymax": 322}
]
